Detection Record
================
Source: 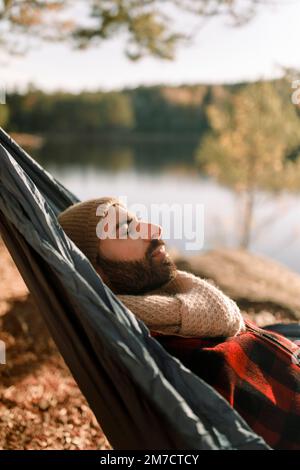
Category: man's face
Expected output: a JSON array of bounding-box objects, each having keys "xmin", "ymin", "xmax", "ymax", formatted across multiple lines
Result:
[{"xmin": 96, "ymin": 205, "xmax": 177, "ymax": 294}]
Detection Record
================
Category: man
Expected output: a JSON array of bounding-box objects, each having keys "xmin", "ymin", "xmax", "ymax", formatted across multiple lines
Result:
[
  {"xmin": 58, "ymin": 196, "xmax": 300, "ymax": 450},
  {"xmin": 58, "ymin": 196, "xmax": 246, "ymax": 338}
]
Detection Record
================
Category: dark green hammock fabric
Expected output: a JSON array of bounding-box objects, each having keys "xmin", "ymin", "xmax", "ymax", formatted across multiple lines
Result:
[{"xmin": 0, "ymin": 128, "xmax": 270, "ymax": 450}]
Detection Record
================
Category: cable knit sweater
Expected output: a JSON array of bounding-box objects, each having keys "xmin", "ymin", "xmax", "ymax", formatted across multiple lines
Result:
[{"xmin": 118, "ymin": 270, "xmax": 246, "ymax": 338}]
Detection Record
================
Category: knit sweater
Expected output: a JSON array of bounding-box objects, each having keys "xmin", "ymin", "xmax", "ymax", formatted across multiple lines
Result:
[{"xmin": 117, "ymin": 270, "xmax": 246, "ymax": 338}]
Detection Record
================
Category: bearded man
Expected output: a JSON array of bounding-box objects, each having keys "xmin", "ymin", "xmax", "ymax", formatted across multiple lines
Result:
[
  {"xmin": 57, "ymin": 196, "xmax": 300, "ymax": 450},
  {"xmin": 58, "ymin": 196, "xmax": 245, "ymax": 338}
]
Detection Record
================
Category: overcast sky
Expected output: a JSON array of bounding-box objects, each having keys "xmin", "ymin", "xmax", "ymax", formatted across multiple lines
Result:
[{"xmin": 1, "ymin": 1, "xmax": 300, "ymax": 93}]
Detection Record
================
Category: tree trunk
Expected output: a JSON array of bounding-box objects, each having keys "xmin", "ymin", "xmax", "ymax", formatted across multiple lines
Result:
[{"xmin": 240, "ymin": 188, "xmax": 255, "ymax": 249}]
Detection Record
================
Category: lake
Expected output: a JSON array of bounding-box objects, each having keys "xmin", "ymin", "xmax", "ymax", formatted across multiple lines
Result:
[{"xmin": 32, "ymin": 136, "xmax": 300, "ymax": 274}]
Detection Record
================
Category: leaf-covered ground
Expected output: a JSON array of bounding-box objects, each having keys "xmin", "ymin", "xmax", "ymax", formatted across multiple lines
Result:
[{"xmin": 0, "ymin": 239, "xmax": 111, "ymax": 450}]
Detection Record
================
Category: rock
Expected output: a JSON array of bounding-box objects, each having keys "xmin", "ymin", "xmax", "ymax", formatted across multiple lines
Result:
[{"xmin": 175, "ymin": 248, "xmax": 300, "ymax": 320}]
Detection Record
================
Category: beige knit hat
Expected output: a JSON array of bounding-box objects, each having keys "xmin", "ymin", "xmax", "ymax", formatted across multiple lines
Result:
[{"xmin": 57, "ymin": 196, "xmax": 124, "ymax": 268}]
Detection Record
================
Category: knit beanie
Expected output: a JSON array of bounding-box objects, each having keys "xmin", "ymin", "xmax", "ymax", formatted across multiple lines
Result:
[{"xmin": 57, "ymin": 196, "xmax": 124, "ymax": 268}]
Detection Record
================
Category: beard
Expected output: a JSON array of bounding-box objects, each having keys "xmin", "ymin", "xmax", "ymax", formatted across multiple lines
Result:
[{"xmin": 96, "ymin": 239, "xmax": 177, "ymax": 295}]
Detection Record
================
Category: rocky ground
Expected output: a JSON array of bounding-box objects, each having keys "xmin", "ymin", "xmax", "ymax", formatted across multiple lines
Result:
[
  {"xmin": 174, "ymin": 247, "xmax": 300, "ymax": 326},
  {"xmin": 0, "ymin": 238, "xmax": 299, "ymax": 449}
]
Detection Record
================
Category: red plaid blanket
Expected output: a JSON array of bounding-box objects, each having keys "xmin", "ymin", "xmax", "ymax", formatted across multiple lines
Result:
[{"xmin": 150, "ymin": 319, "xmax": 300, "ymax": 450}]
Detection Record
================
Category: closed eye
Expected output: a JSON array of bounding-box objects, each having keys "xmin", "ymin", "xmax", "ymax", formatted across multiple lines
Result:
[
  {"xmin": 116, "ymin": 215, "xmax": 144, "ymax": 237},
  {"xmin": 117, "ymin": 217, "xmax": 134, "ymax": 237}
]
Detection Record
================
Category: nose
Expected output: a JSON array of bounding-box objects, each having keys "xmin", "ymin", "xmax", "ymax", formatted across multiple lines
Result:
[{"xmin": 136, "ymin": 221, "xmax": 162, "ymax": 240}]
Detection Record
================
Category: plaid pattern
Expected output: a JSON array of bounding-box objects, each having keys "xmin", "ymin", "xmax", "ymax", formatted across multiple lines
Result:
[{"xmin": 150, "ymin": 319, "xmax": 300, "ymax": 450}]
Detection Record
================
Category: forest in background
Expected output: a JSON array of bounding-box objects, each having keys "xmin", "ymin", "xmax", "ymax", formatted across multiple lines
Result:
[{"xmin": 2, "ymin": 77, "xmax": 298, "ymax": 137}]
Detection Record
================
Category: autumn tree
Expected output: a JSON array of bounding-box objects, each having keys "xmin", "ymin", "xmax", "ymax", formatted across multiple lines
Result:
[
  {"xmin": 0, "ymin": 0, "xmax": 279, "ymax": 60},
  {"xmin": 196, "ymin": 80, "xmax": 300, "ymax": 248}
]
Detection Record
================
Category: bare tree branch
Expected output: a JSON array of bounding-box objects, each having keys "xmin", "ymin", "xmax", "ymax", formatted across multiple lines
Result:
[{"xmin": 0, "ymin": 0, "xmax": 286, "ymax": 59}]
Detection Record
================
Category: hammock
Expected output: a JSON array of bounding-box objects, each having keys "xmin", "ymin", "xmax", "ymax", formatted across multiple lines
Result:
[{"xmin": 0, "ymin": 128, "xmax": 270, "ymax": 450}]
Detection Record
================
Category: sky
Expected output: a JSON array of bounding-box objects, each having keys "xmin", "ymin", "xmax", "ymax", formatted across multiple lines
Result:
[{"xmin": 1, "ymin": 1, "xmax": 300, "ymax": 93}]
